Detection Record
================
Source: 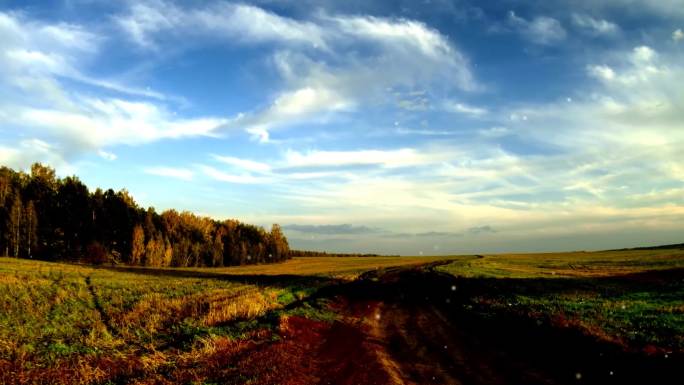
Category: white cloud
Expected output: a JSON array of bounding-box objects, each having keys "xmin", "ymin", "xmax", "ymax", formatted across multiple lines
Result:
[
  {"xmin": 330, "ymin": 15, "xmax": 476, "ymax": 90},
  {"xmin": 571, "ymin": 1, "xmax": 684, "ymax": 19},
  {"xmin": 500, "ymin": 45, "xmax": 684, "ymax": 207},
  {"xmin": 507, "ymin": 11, "xmax": 567, "ymax": 45},
  {"xmin": 674, "ymin": 29, "xmax": 684, "ymax": 42},
  {"xmin": 238, "ymin": 86, "xmax": 352, "ymax": 142},
  {"xmin": 199, "ymin": 165, "xmax": 269, "ymax": 184},
  {"xmin": 116, "ymin": 1, "xmax": 326, "ymax": 49},
  {"xmin": 144, "ymin": 166, "xmax": 194, "ymax": 180},
  {"xmin": 0, "ymin": 11, "xmax": 228, "ymax": 170},
  {"xmin": 283, "ymin": 148, "xmax": 431, "ymax": 168},
  {"xmin": 333, "ymin": 15, "xmax": 459, "ymax": 61},
  {"xmin": 115, "ymin": 2, "xmax": 477, "ymax": 141},
  {"xmin": 587, "ymin": 64, "xmax": 616, "ymax": 81},
  {"xmin": 443, "ymin": 101, "xmax": 488, "ymax": 117},
  {"xmin": 212, "ymin": 154, "xmax": 272, "ymax": 173},
  {"xmin": 632, "ymin": 45, "xmax": 656, "ymax": 63},
  {"xmin": 0, "ymin": 139, "xmax": 70, "ymax": 172},
  {"xmin": 571, "ymin": 13, "xmax": 620, "ymax": 36},
  {"xmin": 0, "ymin": 11, "xmax": 97, "ymax": 101},
  {"xmin": 11, "ymin": 98, "xmax": 226, "ymax": 149},
  {"xmin": 587, "ymin": 46, "xmax": 667, "ymax": 89},
  {"xmin": 479, "ymin": 126, "xmax": 510, "ymax": 138},
  {"xmin": 98, "ymin": 150, "xmax": 117, "ymax": 161},
  {"xmin": 238, "ymin": 14, "xmax": 475, "ymax": 139}
]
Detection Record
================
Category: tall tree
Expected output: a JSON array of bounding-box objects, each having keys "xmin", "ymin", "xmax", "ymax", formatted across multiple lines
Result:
[
  {"xmin": 269, "ymin": 224, "xmax": 289, "ymax": 261},
  {"xmin": 8, "ymin": 196, "xmax": 22, "ymax": 257},
  {"xmin": 23, "ymin": 201, "xmax": 37, "ymax": 257},
  {"xmin": 131, "ymin": 225, "xmax": 145, "ymax": 265}
]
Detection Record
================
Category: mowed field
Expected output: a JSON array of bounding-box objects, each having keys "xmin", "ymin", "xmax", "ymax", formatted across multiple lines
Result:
[{"xmin": 1, "ymin": 248, "xmax": 683, "ymax": 384}]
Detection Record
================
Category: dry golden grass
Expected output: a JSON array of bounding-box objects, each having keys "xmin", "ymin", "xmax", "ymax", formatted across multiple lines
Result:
[
  {"xmin": 0, "ymin": 254, "xmax": 462, "ymax": 384},
  {"xmin": 0, "ymin": 257, "xmax": 316, "ymax": 385},
  {"xmin": 183, "ymin": 255, "xmax": 463, "ymax": 279}
]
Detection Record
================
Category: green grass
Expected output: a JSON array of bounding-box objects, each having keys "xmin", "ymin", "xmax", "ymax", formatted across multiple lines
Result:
[
  {"xmin": 437, "ymin": 249, "xmax": 684, "ymax": 278},
  {"xmin": 0, "ymin": 254, "xmax": 459, "ymax": 383},
  {"xmin": 438, "ymin": 248, "xmax": 684, "ymax": 352},
  {"xmin": 0, "ymin": 257, "xmax": 325, "ymax": 379},
  {"xmin": 2, "ymin": 249, "xmax": 682, "ymax": 383}
]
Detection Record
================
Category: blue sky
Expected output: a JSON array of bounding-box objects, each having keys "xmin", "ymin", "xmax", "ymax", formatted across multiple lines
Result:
[{"xmin": 1, "ymin": 0, "xmax": 683, "ymax": 254}]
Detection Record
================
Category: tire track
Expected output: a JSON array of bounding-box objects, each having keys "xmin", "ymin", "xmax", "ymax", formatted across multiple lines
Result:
[{"xmin": 84, "ymin": 275, "xmax": 119, "ymax": 338}]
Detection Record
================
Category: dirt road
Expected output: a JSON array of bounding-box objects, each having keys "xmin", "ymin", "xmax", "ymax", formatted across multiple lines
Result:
[
  {"xmin": 306, "ymin": 264, "xmax": 566, "ymax": 385},
  {"xmin": 239, "ymin": 262, "xmax": 680, "ymax": 385},
  {"xmin": 162, "ymin": 262, "xmax": 679, "ymax": 385}
]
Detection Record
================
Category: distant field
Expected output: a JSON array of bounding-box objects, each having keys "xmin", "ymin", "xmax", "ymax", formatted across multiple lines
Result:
[
  {"xmin": 438, "ymin": 248, "xmax": 684, "ymax": 278},
  {"xmin": 438, "ymin": 248, "xmax": 684, "ymax": 352},
  {"xmin": 183, "ymin": 255, "xmax": 462, "ymax": 279}
]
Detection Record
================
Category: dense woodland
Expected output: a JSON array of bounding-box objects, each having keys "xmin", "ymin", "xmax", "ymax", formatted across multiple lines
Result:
[{"xmin": 0, "ymin": 164, "xmax": 289, "ymax": 267}]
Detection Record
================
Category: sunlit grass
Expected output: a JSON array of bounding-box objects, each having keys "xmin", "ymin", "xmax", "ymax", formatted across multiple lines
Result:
[
  {"xmin": 0, "ymin": 255, "xmax": 458, "ymax": 384},
  {"xmin": 172, "ymin": 255, "xmax": 464, "ymax": 279},
  {"xmin": 0, "ymin": 257, "xmax": 312, "ymax": 384}
]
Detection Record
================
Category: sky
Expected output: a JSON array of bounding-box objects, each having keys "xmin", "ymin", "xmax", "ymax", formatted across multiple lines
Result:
[{"xmin": 0, "ymin": 0, "xmax": 683, "ymax": 255}]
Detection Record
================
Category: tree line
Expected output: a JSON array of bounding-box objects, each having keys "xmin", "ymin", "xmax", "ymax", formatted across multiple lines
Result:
[
  {"xmin": 0, "ymin": 164, "xmax": 289, "ymax": 266},
  {"xmin": 290, "ymin": 250, "xmax": 395, "ymax": 258}
]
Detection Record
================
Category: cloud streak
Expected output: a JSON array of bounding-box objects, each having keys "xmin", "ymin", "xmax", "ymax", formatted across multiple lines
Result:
[
  {"xmin": 507, "ymin": 11, "xmax": 566, "ymax": 45},
  {"xmin": 114, "ymin": 1, "xmax": 478, "ymax": 141}
]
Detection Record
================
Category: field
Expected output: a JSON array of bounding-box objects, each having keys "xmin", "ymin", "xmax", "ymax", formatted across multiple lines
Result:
[
  {"xmin": 165, "ymin": 255, "xmax": 456, "ymax": 279},
  {"xmin": 1, "ymin": 249, "xmax": 683, "ymax": 384},
  {"xmin": 437, "ymin": 249, "xmax": 684, "ymax": 352},
  {"xmin": 0, "ymin": 256, "xmax": 459, "ymax": 384}
]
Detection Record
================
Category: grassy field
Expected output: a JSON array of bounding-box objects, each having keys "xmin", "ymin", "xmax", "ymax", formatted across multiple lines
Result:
[
  {"xmin": 0, "ymin": 258, "xmax": 286, "ymax": 384},
  {"xmin": 437, "ymin": 248, "xmax": 684, "ymax": 352},
  {"xmin": 437, "ymin": 248, "xmax": 684, "ymax": 278},
  {"xmin": 1, "ymin": 249, "xmax": 682, "ymax": 384},
  {"xmin": 0, "ymin": 255, "xmax": 461, "ymax": 384},
  {"xmin": 165, "ymin": 255, "xmax": 459, "ymax": 279}
]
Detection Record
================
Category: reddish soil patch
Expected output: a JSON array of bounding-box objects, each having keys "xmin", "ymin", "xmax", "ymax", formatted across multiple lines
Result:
[{"xmin": 240, "ymin": 312, "xmax": 393, "ymax": 385}]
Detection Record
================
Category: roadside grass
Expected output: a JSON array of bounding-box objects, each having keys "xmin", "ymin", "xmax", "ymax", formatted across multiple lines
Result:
[
  {"xmin": 437, "ymin": 248, "xmax": 684, "ymax": 352},
  {"xmin": 0, "ymin": 258, "xmax": 330, "ymax": 384}
]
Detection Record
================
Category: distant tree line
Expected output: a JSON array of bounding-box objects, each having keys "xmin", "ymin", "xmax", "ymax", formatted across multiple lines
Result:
[
  {"xmin": 290, "ymin": 250, "xmax": 396, "ymax": 258},
  {"xmin": 0, "ymin": 164, "xmax": 289, "ymax": 266}
]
